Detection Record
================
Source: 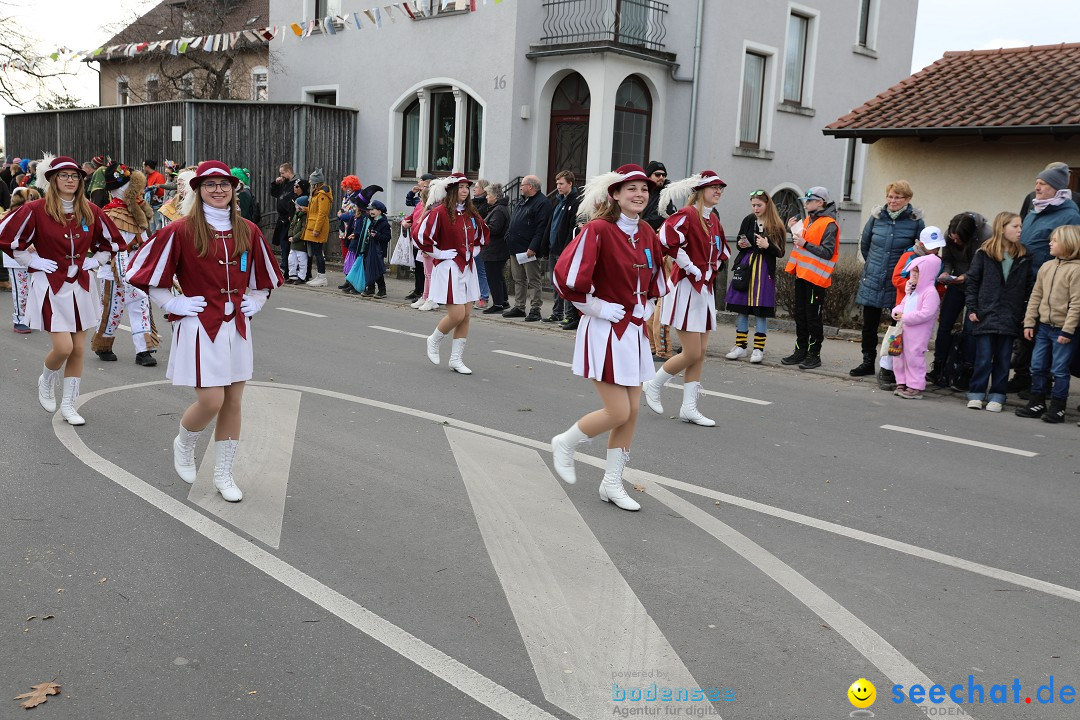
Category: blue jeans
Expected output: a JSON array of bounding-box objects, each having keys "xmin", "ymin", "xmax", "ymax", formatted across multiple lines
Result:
[
  {"xmin": 1030, "ymin": 323, "xmax": 1077, "ymax": 400},
  {"xmin": 735, "ymin": 313, "xmax": 768, "ymax": 334},
  {"xmin": 476, "ymin": 257, "xmax": 490, "ymax": 300},
  {"xmin": 967, "ymin": 333, "xmax": 1012, "ymax": 404}
]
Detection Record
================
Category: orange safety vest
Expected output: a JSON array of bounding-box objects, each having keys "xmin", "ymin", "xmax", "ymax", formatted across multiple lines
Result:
[{"xmin": 784, "ymin": 215, "xmax": 839, "ymax": 288}]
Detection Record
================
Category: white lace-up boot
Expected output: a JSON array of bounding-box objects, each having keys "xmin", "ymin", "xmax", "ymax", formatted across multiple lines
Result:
[
  {"xmin": 38, "ymin": 363, "xmax": 60, "ymax": 413},
  {"xmin": 598, "ymin": 449, "xmax": 640, "ymax": 511},
  {"xmin": 426, "ymin": 328, "xmax": 446, "ymax": 365},
  {"xmin": 305, "ymin": 272, "xmax": 327, "ymax": 287},
  {"xmin": 642, "ymin": 368, "xmax": 673, "ymax": 415},
  {"xmin": 59, "ymin": 377, "xmax": 85, "ymax": 425},
  {"xmin": 213, "ymin": 439, "xmax": 243, "ymax": 502},
  {"xmin": 173, "ymin": 425, "xmax": 202, "ymax": 484},
  {"xmin": 678, "ymin": 381, "xmax": 715, "ymax": 426},
  {"xmin": 448, "ymin": 338, "xmax": 472, "ymax": 374},
  {"xmin": 550, "ymin": 422, "xmax": 588, "ymax": 484}
]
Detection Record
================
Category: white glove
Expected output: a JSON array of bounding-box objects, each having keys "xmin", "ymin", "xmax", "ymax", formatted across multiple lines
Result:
[
  {"xmin": 431, "ymin": 248, "xmax": 458, "ymax": 260},
  {"xmin": 27, "ymin": 255, "xmax": 58, "ymax": 273},
  {"xmin": 240, "ymin": 293, "xmax": 266, "ymax": 317},
  {"xmin": 684, "ymin": 264, "xmax": 702, "ymax": 281},
  {"xmin": 82, "ymin": 257, "xmax": 100, "ymax": 271},
  {"xmin": 574, "ymin": 296, "xmax": 626, "ymax": 323},
  {"xmin": 162, "ymin": 295, "xmax": 207, "ymax": 316}
]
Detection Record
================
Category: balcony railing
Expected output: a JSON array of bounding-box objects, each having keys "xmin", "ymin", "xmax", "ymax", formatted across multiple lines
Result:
[{"xmin": 539, "ymin": 0, "xmax": 669, "ymax": 53}]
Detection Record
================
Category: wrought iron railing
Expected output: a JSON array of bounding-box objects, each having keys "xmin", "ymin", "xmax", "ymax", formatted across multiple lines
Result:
[{"xmin": 539, "ymin": 0, "xmax": 668, "ymax": 52}]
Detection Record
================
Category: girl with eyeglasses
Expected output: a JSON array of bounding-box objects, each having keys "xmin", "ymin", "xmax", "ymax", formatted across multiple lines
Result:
[
  {"xmin": 126, "ymin": 161, "xmax": 284, "ymax": 503},
  {"xmin": 0, "ymin": 155, "xmax": 126, "ymax": 426},
  {"xmin": 723, "ymin": 189, "xmax": 787, "ymax": 363}
]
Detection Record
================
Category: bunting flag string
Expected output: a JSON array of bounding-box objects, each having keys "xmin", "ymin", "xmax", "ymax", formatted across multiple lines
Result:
[{"xmin": 6, "ymin": 0, "xmax": 508, "ymax": 70}]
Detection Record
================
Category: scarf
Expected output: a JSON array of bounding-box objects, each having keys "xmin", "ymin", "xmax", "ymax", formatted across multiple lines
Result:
[
  {"xmin": 1031, "ymin": 188, "xmax": 1072, "ymax": 214},
  {"xmin": 887, "ymin": 205, "xmax": 907, "ymax": 221}
]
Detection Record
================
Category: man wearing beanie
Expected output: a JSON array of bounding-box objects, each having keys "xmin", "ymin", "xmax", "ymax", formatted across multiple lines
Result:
[
  {"xmin": 1019, "ymin": 162, "xmax": 1080, "ymax": 220},
  {"xmin": 1010, "ymin": 163, "xmax": 1080, "ymax": 393},
  {"xmin": 642, "ymin": 160, "xmax": 670, "ymax": 231}
]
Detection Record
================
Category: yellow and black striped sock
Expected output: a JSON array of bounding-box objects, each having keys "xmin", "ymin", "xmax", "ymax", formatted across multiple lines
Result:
[
  {"xmin": 735, "ymin": 331, "xmax": 748, "ymax": 348},
  {"xmin": 753, "ymin": 332, "xmax": 766, "ymax": 350}
]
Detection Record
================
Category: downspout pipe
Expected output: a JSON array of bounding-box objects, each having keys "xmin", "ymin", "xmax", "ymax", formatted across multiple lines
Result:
[{"xmin": 685, "ymin": 0, "xmax": 705, "ymax": 174}]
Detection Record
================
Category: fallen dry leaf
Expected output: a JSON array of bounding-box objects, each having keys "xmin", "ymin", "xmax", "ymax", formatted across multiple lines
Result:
[
  {"xmin": 632, "ymin": 484, "xmax": 646, "ymax": 493},
  {"xmin": 42, "ymin": 615, "xmax": 54, "ymax": 621},
  {"xmin": 14, "ymin": 681, "xmax": 60, "ymax": 709},
  {"xmin": 98, "ymin": 578, "xmax": 107, "ymax": 584}
]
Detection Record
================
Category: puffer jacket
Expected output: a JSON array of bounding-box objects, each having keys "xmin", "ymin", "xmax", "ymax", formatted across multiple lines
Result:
[
  {"xmin": 857, "ymin": 203, "xmax": 925, "ymax": 308},
  {"xmin": 965, "ymin": 248, "xmax": 1033, "ymax": 336},
  {"xmin": 303, "ymin": 185, "xmax": 333, "ymax": 243},
  {"xmin": 1024, "ymin": 257, "xmax": 1080, "ymax": 337}
]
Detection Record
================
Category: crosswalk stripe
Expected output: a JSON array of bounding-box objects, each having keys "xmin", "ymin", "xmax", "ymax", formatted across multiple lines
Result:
[
  {"xmin": 370, "ymin": 324, "xmax": 429, "ymax": 339},
  {"xmin": 278, "ymin": 307, "xmax": 328, "ymax": 318}
]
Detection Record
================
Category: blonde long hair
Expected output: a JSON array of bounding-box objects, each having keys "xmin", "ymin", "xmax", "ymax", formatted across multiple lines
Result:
[
  {"xmin": 980, "ymin": 212, "xmax": 1026, "ymax": 263},
  {"xmin": 185, "ymin": 190, "xmax": 251, "ymax": 258},
  {"xmin": 44, "ymin": 175, "xmax": 94, "ymax": 228}
]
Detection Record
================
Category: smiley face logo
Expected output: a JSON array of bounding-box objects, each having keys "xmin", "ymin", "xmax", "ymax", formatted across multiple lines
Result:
[{"xmin": 848, "ymin": 678, "xmax": 876, "ymax": 708}]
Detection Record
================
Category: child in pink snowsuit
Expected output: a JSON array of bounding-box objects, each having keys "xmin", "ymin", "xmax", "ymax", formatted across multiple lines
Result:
[{"xmin": 891, "ymin": 253, "xmax": 942, "ymax": 398}]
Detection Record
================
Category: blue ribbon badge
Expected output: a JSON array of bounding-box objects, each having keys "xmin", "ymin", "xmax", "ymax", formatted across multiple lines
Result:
[
  {"xmin": 82, "ymin": 221, "xmax": 89, "ymax": 232},
  {"xmin": 239, "ymin": 251, "xmax": 248, "ymax": 273},
  {"xmin": 714, "ymin": 235, "xmax": 722, "ymax": 251},
  {"xmin": 644, "ymin": 248, "xmax": 654, "ymax": 269}
]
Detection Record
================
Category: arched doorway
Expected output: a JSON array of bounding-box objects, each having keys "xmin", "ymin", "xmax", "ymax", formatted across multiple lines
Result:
[
  {"xmin": 610, "ymin": 75, "xmax": 652, "ymax": 168},
  {"xmin": 772, "ymin": 187, "xmax": 803, "ymax": 225},
  {"xmin": 548, "ymin": 73, "xmax": 590, "ymax": 192}
]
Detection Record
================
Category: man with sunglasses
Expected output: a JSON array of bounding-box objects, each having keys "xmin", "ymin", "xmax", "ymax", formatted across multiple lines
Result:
[{"xmin": 643, "ymin": 161, "xmax": 671, "ymax": 231}]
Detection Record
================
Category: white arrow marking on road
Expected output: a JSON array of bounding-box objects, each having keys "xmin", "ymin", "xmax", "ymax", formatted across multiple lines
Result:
[
  {"xmin": 492, "ymin": 350, "xmax": 772, "ymax": 405},
  {"xmin": 445, "ymin": 427, "xmax": 712, "ymax": 719},
  {"xmin": 881, "ymin": 425, "xmax": 1037, "ymax": 457},
  {"xmin": 188, "ymin": 386, "xmax": 301, "ymax": 548},
  {"xmin": 369, "ymin": 324, "xmax": 429, "ymax": 339},
  {"xmin": 277, "ymin": 307, "xmax": 328, "ymax": 318}
]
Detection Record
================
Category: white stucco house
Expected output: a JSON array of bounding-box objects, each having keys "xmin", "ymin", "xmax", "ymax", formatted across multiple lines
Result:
[{"xmin": 269, "ymin": 0, "xmax": 917, "ymax": 235}]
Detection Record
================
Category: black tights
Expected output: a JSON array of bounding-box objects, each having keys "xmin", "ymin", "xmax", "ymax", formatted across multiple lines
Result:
[{"xmin": 306, "ymin": 242, "xmax": 325, "ymax": 274}]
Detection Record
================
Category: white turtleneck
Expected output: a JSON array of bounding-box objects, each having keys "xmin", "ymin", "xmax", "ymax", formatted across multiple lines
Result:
[
  {"xmin": 455, "ymin": 202, "xmax": 465, "ymax": 213},
  {"xmin": 617, "ymin": 213, "xmax": 639, "ymax": 236},
  {"xmin": 61, "ymin": 198, "xmax": 75, "ymax": 214},
  {"xmin": 202, "ymin": 203, "xmax": 233, "ymax": 231}
]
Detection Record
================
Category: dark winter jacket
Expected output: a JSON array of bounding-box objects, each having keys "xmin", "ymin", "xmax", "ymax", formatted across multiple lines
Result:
[
  {"xmin": 473, "ymin": 195, "xmax": 491, "ymax": 219},
  {"xmin": 857, "ymin": 203, "xmax": 925, "ymax": 308},
  {"xmin": 480, "ymin": 197, "xmax": 510, "ymax": 262},
  {"xmin": 506, "ymin": 191, "xmax": 551, "ymax": 256},
  {"xmin": 642, "ymin": 182, "xmax": 672, "ymax": 231},
  {"xmin": 270, "ymin": 176, "xmax": 297, "ymax": 223},
  {"xmin": 965, "ymin": 249, "xmax": 1034, "ymax": 337},
  {"xmin": 1020, "ymin": 199, "xmax": 1080, "ymax": 273},
  {"xmin": 542, "ymin": 187, "xmax": 582, "ymax": 258},
  {"xmin": 733, "ymin": 213, "xmax": 786, "ymax": 279}
]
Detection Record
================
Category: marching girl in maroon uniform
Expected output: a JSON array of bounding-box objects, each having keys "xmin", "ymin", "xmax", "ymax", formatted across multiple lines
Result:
[
  {"xmin": 0, "ymin": 155, "xmax": 125, "ymax": 425},
  {"xmin": 126, "ymin": 161, "xmax": 283, "ymax": 503},
  {"xmin": 642, "ymin": 171, "xmax": 730, "ymax": 426},
  {"xmin": 550, "ymin": 164, "xmax": 668, "ymax": 511},
  {"xmin": 417, "ymin": 173, "xmax": 489, "ymax": 375}
]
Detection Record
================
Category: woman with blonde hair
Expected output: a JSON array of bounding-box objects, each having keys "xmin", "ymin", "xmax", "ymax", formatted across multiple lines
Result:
[
  {"xmin": 0, "ymin": 155, "xmax": 125, "ymax": 425},
  {"xmin": 641, "ymin": 171, "xmax": 729, "ymax": 426},
  {"xmin": 551, "ymin": 164, "xmax": 668, "ymax": 511},
  {"xmin": 126, "ymin": 161, "xmax": 284, "ymax": 502}
]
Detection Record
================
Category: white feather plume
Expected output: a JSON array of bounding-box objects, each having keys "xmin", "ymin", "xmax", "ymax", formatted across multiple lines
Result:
[
  {"xmin": 658, "ymin": 174, "xmax": 703, "ymax": 218},
  {"xmin": 576, "ymin": 171, "xmax": 624, "ymax": 222},
  {"xmin": 36, "ymin": 152, "xmax": 55, "ymax": 191},
  {"xmin": 177, "ymin": 170, "xmax": 198, "ymax": 217},
  {"xmin": 424, "ymin": 176, "xmax": 460, "ymax": 208}
]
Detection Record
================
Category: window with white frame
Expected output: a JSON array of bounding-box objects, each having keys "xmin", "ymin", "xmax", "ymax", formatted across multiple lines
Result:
[
  {"xmin": 858, "ymin": 0, "xmax": 877, "ymax": 49},
  {"xmin": 783, "ymin": 13, "xmax": 809, "ymax": 105},
  {"xmin": 252, "ymin": 67, "xmax": 268, "ymax": 101},
  {"xmin": 398, "ymin": 86, "xmax": 484, "ymax": 178},
  {"xmin": 402, "ymin": 100, "xmax": 421, "ymax": 173},
  {"xmin": 146, "ymin": 75, "xmax": 159, "ymax": 102},
  {"xmin": 842, "ymin": 139, "xmax": 863, "ymax": 203},
  {"xmin": 740, "ymin": 53, "xmax": 767, "ymax": 147},
  {"xmin": 117, "ymin": 76, "xmax": 130, "ymax": 106},
  {"xmin": 610, "ymin": 76, "xmax": 652, "ymax": 168}
]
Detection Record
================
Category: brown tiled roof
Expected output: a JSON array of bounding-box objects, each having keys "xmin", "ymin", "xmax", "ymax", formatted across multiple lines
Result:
[
  {"xmin": 101, "ymin": 0, "xmax": 269, "ymax": 46},
  {"xmin": 825, "ymin": 43, "xmax": 1080, "ymax": 138}
]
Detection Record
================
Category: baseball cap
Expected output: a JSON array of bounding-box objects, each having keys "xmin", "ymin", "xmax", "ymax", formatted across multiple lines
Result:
[
  {"xmin": 799, "ymin": 186, "xmax": 831, "ymax": 203},
  {"xmin": 919, "ymin": 226, "xmax": 946, "ymax": 250}
]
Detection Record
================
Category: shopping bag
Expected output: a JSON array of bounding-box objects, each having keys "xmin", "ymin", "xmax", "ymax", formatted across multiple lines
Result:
[
  {"xmin": 886, "ymin": 322, "xmax": 904, "ymax": 357},
  {"xmin": 390, "ymin": 226, "xmax": 414, "ymax": 266},
  {"xmin": 879, "ymin": 323, "xmax": 902, "ymax": 369}
]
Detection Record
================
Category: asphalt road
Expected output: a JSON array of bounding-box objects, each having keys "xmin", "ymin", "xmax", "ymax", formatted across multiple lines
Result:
[{"xmin": 3, "ymin": 281, "xmax": 1078, "ymax": 720}]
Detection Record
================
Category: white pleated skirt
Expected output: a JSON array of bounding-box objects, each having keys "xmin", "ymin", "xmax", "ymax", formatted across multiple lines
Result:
[
  {"xmin": 660, "ymin": 277, "xmax": 716, "ymax": 332},
  {"xmin": 573, "ymin": 315, "xmax": 655, "ymax": 387},
  {"xmin": 27, "ymin": 272, "xmax": 102, "ymax": 333},
  {"xmin": 166, "ymin": 315, "xmax": 253, "ymax": 388},
  {"xmin": 429, "ymin": 259, "xmax": 480, "ymax": 305}
]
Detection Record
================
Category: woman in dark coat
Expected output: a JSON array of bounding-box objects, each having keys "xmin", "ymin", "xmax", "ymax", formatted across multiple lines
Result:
[
  {"xmin": 480, "ymin": 183, "xmax": 510, "ymax": 314},
  {"xmin": 850, "ymin": 180, "xmax": 925, "ymax": 383},
  {"xmin": 361, "ymin": 200, "xmax": 392, "ymax": 297}
]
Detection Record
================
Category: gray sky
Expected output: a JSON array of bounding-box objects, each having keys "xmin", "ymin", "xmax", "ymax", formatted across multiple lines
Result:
[{"xmin": 3, "ymin": 0, "xmax": 1080, "ymax": 149}]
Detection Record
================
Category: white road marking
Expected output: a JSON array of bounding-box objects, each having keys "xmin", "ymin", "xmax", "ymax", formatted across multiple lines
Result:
[
  {"xmin": 188, "ymin": 386, "xmax": 301, "ymax": 549},
  {"xmin": 492, "ymin": 350, "xmax": 571, "ymax": 367},
  {"xmin": 446, "ymin": 428, "xmax": 709, "ymax": 719},
  {"xmin": 647, "ymin": 484, "xmax": 975, "ymax": 719},
  {"xmin": 277, "ymin": 307, "xmax": 328, "ymax": 318},
  {"xmin": 491, "ymin": 350, "xmax": 771, "ymax": 405},
  {"xmin": 882, "ymin": 425, "xmax": 1037, "ymax": 457},
  {"xmin": 369, "ymin": 324, "xmax": 429, "ymax": 339},
  {"xmin": 54, "ymin": 387, "xmax": 561, "ymax": 720}
]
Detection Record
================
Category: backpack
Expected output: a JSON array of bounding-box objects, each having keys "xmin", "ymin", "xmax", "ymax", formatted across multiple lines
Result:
[{"xmin": 939, "ymin": 331, "xmax": 968, "ymax": 388}]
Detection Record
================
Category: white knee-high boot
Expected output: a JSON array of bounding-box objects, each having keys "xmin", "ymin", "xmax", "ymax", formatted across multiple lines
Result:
[
  {"xmin": 598, "ymin": 449, "xmax": 640, "ymax": 511},
  {"xmin": 60, "ymin": 377, "xmax": 85, "ymax": 425},
  {"xmin": 678, "ymin": 381, "xmax": 715, "ymax": 426},
  {"xmin": 38, "ymin": 363, "xmax": 60, "ymax": 413},
  {"xmin": 213, "ymin": 439, "xmax": 243, "ymax": 502},
  {"xmin": 426, "ymin": 328, "xmax": 446, "ymax": 365},
  {"xmin": 551, "ymin": 422, "xmax": 589, "ymax": 484},
  {"xmin": 449, "ymin": 338, "xmax": 472, "ymax": 374},
  {"xmin": 173, "ymin": 425, "xmax": 202, "ymax": 484},
  {"xmin": 642, "ymin": 368, "xmax": 673, "ymax": 415}
]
